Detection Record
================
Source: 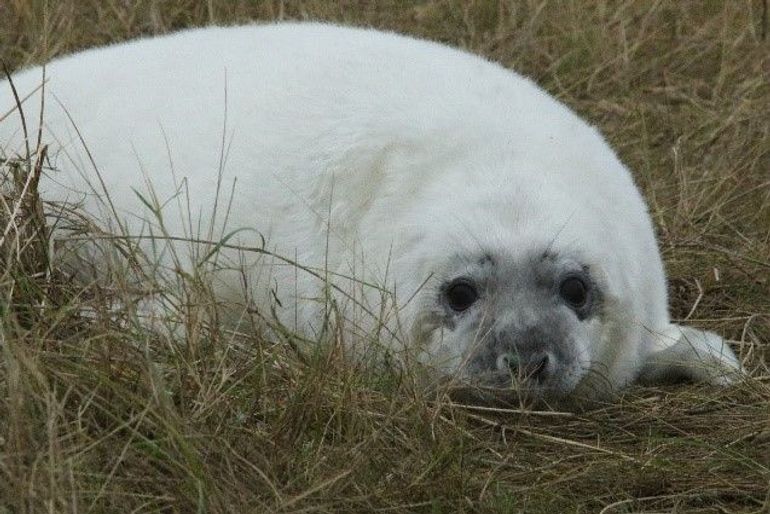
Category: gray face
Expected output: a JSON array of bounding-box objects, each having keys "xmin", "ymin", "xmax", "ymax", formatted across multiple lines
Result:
[{"xmin": 433, "ymin": 250, "xmax": 603, "ymax": 402}]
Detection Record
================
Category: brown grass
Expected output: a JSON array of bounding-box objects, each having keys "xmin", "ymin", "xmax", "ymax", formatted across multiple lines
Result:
[{"xmin": 1, "ymin": 1, "xmax": 769, "ymax": 512}]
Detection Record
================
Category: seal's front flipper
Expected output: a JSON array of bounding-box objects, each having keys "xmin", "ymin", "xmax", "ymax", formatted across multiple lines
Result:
[{"xmin": 637, "ymin": 325, "xmax": 744, "ymax": 386}]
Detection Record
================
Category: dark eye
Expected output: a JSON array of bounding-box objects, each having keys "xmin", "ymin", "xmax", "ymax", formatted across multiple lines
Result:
[
  {"xmin": 445, "ymin": 280, "xmax": 479, "ymax": 312},
  {"xmin": 559, "ymin": 276, "xmax": 588, "ymax": 308}
]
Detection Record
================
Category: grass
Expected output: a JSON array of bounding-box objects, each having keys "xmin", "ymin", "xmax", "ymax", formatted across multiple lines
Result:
[{"xmin": 1, "ymin": 1, "xmax": 769, "ymax": 512}]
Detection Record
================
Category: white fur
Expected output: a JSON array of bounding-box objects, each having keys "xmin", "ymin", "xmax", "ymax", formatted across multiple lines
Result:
[{"xmin": 0, "ymin": 23, "xmax": 743, "ymax": 398}]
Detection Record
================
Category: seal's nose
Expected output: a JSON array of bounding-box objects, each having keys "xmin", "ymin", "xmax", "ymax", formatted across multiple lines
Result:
[{"xmin": 497, "ymin": 351, "xmax": 551, "ymax": 382}]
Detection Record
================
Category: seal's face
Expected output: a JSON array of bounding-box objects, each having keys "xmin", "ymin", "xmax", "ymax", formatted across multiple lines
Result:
[{"xmin": 420, "ymin": 249, "xmax": 605, "ymax": 403}]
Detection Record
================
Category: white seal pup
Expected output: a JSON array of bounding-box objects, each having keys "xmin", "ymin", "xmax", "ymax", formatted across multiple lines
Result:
[{"xmin": 0, "ymin": 23, "xmax": 743, "ymax": 403}]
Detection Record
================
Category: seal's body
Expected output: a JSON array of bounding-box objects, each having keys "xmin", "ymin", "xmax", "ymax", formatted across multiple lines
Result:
[{"xmin": 0, "ymin": 23, "xmax": 742, "ymax": 402}]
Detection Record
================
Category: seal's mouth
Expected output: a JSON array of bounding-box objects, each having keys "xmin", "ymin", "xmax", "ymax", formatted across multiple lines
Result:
[
  {"xmin": 455, "ymin": 345, "xmax": 582, "ymax": 401},
  {"xmin": 448, "ymin": 368, "xmax": 573, "ymax": 406},
  {"xmin": 472, "ymin": 368, "xmax": 549, "ymax": 390}
]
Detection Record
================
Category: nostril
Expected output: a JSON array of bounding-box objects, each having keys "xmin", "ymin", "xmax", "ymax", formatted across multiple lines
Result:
[
  {"xmin": 496, "ymin": 353, "xmax": 520, "ymax": 373},
  {"xmin": 530, "ymin": 354, "xmax": 550, "ymax": 379},
  {"xmin": 518, "ymin": 353, "xmax": 551, "ymax": 381}
]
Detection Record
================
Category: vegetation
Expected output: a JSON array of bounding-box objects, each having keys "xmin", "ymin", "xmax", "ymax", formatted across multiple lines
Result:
[{"xmin": 1, "ymin": 1, "xmax": 768, "ymax": 512}]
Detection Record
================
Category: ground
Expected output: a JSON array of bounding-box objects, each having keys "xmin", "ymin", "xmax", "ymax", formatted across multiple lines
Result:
[{"xmin": 0, "ymin": 1, "xmax": 768, "ymax": 513}]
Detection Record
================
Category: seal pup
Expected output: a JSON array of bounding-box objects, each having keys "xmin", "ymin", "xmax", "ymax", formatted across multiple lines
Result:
[{"xmin": 0, "ymin": 23, "xmax": 743, "ymax": 404}]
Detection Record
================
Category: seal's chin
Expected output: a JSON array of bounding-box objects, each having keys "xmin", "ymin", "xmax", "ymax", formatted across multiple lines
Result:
[{"xmin": 447, "ymin": 369, "xmax": 579, "ymax": 408}]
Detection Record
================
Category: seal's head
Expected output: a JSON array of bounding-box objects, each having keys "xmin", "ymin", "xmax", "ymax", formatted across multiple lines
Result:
[
  {"xmin": 444, "ymin": 251, "xmax": 601, "ymax": 397},
  {"xmin": 391, "ymin": 139, "xmax": 658, "ymax": 406},
  {"xmin": 409, "ymin": 244, "xmax": 613, "ymax": 405}
]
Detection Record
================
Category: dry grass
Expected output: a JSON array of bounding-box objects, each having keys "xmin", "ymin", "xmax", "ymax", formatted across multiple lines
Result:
[{"xmin": 1, "ymin": 1, "xmax": 769, "ymax": 512}]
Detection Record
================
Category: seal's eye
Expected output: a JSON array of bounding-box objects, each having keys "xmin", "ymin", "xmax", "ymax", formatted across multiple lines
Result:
[
  {"xmin": 445, "ymin": 280, "xmax": 479, "ymax": 312},
  {"xmin": 560, "ymin": 276, "xmax": 588, "ymax": 308}
]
